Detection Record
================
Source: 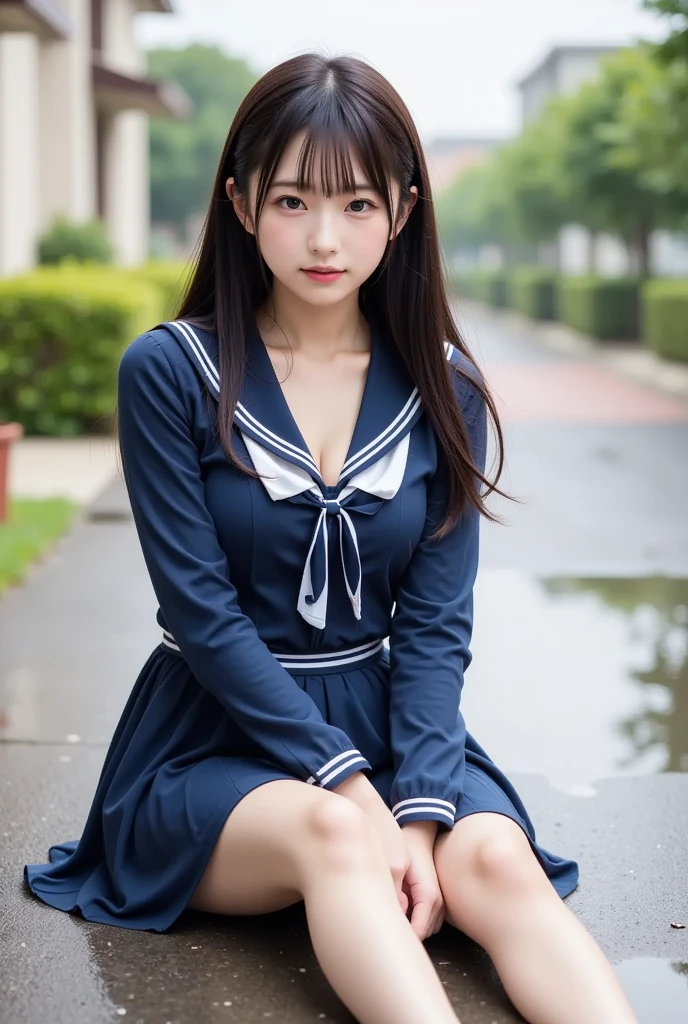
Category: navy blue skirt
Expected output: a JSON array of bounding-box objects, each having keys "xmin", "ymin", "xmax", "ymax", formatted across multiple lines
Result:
[{"xmin": 25, "ymin": 645, "xmax": 579, "ymax": 932}]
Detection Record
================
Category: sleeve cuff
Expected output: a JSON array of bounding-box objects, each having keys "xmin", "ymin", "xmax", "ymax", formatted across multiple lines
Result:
[
  {"xmin": 307, "ymin": 749, "xmax": 372, "ymax": 790},
  {"xmin": 392, "ymin": 797, "xmax": 456, "ymax": 828}
]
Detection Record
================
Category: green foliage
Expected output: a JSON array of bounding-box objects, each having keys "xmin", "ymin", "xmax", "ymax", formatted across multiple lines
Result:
[
  {"xmin": 449, "ymin": 269, "xmax": 509, "ymax": 307},
  {"xmin": 122, "ymin": 259, "xmax": 195, "ymax": 320},
  {"xmin": 0, "ymin": 498, "xmax": 76, "ymax": 595},
  {"xmin": 557, "ymin": 277, "xmax": 640, "ymax": 340},
  {"xmin": 550, "ymin": 49, "xmax": 674, "ymax": 271},
  {"xmin": 37, "ymin": 216, "xmax": 114, "ymax": 265},
  {"xmin": 644, "ymin": 1, "xmax": 688, "ymax": 62},
  {"xmin": 147, "ymin": 45, "xmax": 257, "ymax": 235},
  {"xmin": 0, "ymin": 266, "xmax": 160, "ymax": 435},
  {"xmin": 642, "ymin": 279, "xmax": 688, "ymax": 361},
  {"xmin": 437, "ymin": 164, "xmax": 509, "ymax": 252},
  {"xmin": 508, "ymin": 267, "xmax": 558, "ymax": 320}
]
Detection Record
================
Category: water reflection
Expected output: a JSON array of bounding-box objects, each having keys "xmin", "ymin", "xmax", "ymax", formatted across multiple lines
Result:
[
  {"xmin": 543, "ymin": 578, "xmax": 688, "ymax": 774},
  {"xmin": 467, "ymin": 573, "xmax": 688, "ymax": 788},
  {"xmin": 614, "ymin": 959, "xmax": 688, "ymax": 1024}
]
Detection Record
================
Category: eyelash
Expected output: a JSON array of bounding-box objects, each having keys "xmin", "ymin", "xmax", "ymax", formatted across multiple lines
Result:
[{"xmin": 276, "ymin": 196, "xmax": 375, "ymax": 213}]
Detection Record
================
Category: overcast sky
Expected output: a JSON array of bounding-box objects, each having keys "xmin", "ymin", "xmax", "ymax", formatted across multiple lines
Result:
[{"xmin": 136, "ymin": 0, "xmax": 665, "ymax": 141}]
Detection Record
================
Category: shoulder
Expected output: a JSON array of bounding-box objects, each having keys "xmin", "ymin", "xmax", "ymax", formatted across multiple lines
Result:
[
  {"xmin": 445, "ymin": 342, "xmax": 485, "ymax": 422},
  {"xmin": 118, "ymin": 327, "xmax": 193, "ymax": 399}
]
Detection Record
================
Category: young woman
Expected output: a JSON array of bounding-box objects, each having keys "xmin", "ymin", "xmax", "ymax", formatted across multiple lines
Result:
[{"xmin": 25, "ymin": 54, "xmax": 638, "ymax": 1024}]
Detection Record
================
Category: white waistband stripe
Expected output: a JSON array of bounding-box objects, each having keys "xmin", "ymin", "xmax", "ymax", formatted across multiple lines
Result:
[{"xmin": 161, "ymin": 633, "xmax": 384, "ymax": 670}]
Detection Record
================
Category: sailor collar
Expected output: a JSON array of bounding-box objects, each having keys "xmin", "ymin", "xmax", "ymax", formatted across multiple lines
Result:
[
  {"xmin": 158, "ymin": 317, "xmax": 456, "ymax": 630},
  {"xmin": 160, "ymin": 316, "xmax": 432, "ymax": 492}
]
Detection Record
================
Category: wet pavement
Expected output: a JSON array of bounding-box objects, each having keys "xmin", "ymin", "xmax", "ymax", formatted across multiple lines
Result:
[{"xmin": 1, "ymin": 302, "xmax": 687, "ymax": 1022}]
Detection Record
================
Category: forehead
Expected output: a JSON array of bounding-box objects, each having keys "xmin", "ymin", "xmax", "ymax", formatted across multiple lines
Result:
[{"xmin": 269, "ymin": 130, "xmax": 378, "ymax": 194}]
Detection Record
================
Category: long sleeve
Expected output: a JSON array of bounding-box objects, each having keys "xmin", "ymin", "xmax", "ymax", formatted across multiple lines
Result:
[
  {"xmin": 117, "ymin": 333, "xmax": 372, "ymax": 790},
  {"xmin": 388, "ymin": 375, "xmax": 487, "ymax": 831}
]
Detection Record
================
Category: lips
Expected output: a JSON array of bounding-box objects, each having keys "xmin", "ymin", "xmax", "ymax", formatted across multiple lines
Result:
[{"xmin": 302, "ymin": 267, "xmax": 345, "ymax": 282}]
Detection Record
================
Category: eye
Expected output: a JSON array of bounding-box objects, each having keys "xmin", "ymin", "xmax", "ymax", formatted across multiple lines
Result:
[
  {"xmin": 347, "ymin": 198, "xmax": 375, "ymax": 213},
  {"xmin": 277, "ymin": 196, "xmax": 305, "ymax": 211}
]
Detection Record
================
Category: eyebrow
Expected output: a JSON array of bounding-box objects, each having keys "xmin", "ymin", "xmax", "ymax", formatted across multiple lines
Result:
[{"xmin": 269, "ymin": 179, "xmax": 376, "ymax": 191}]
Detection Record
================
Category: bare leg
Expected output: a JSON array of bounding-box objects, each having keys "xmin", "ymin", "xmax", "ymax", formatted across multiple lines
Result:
[
  {"xmin": 190, "ymin": 779, "xmax": 460, "ymax": 1024},
  {"xmin": 434, "ymin": 813, "xmax": 638, "ymax": 1024}
]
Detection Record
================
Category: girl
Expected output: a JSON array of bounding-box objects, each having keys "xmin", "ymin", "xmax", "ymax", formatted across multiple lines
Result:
[{"xmin": 25, "ymin": 53, "xmax": 638, "ymax": 1024}]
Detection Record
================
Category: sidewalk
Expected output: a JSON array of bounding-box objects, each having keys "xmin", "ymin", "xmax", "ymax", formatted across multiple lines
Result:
[
  {"xmin": 8, "ymin": 436, "xmax": 120, "ymax": 506},
  {"xmin": 459, "ymin": 299, "xmax": 688, "ymax": 402},
  {"xmin": 2, "ymin": 310, "xmax": 688, "ymax": 1022}
]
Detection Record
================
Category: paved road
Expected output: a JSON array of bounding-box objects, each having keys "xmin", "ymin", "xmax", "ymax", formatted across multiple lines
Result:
[{"xmin": 1, "ymin": 303, "xmax": 687, "ymax": 1023}]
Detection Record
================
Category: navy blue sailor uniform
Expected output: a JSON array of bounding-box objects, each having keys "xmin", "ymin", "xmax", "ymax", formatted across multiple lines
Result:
[{"xmin": 25, "ymin": 314, "xmax": 579, "ymax": 931}]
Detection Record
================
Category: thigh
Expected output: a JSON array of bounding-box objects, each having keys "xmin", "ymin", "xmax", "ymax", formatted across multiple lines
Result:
[{"xmin": 188, "ymin": 778, "xmax": 336, "ymax": 917}]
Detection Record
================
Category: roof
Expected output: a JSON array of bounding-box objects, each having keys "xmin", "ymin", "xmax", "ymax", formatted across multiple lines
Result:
[{"xmin": 515, "ymin": 44, "xmax": 627, "ymax": 91}]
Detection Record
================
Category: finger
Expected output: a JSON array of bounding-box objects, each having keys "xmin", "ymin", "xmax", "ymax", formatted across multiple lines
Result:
[
  {"xmin": 431, "ymin": 907, "xmax": 446, "ymax": 935},
  {"xmin": 410, "ymin": 901, "xmax": 433, "ymax": 941}
]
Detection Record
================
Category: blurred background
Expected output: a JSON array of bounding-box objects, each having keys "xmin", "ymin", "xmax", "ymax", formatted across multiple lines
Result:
[{"xmin": 0, "ymin": 3, "xmax": 687, "ymax": 1023}]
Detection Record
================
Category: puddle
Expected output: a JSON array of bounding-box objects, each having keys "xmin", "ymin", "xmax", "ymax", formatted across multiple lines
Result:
[
  {"xmin": 466, "ymin": 574, "xmax": 688, "ymax": 789},
  {"xmin": 615, "ymin": 958, "xmax": 688, "ymax": 1023}
]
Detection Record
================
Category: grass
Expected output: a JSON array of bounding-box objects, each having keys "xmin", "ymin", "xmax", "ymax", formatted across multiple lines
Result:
[{"xmin": 0, "ymin": 497, "xmax": 77, "ymax": 596}]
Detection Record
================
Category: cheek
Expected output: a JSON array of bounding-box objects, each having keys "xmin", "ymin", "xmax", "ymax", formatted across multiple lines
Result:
[
  {"xmin": 349, "ymin": 218, "xmax": 390, "ymax": 265},
  {"xmin": 256, "ymin": 214, "xmax": 299, "ymax": 264}
]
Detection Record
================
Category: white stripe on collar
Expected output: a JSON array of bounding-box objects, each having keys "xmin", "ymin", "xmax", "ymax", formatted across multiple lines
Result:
[{"xmin": 168, "ymin": 320, "xmax": 456, "ymax": 488}]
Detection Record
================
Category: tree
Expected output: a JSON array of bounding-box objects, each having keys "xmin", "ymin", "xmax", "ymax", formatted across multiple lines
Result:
[
  {"xmin": 436, "ymin": 162, "xmax": 511, "ymax": 256},
  {"xmin": 551, "ymin": 49, "xmax": 677, "ymax": 277},
  {"xmin": 147, "ymin": 45, "xmax": 258, "ymax": 239},
  {"xmin": 644, "ymin": 0, "xmax": 688, "ymax": 61}
]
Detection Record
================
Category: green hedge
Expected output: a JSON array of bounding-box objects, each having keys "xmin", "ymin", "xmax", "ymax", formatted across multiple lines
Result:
[
  {"xmin": 449, "ymin": 269, "xmax": 509, "ymax": 308},
  {"xmin": 508, "ymin": 267, "xmax": 557, "ymax": 321},
  {"xmin": 124, "ymin": 260, "xmax": 194, "ymax": 321},
  {"xmin": 642, "ymin": 280, "xmax": 688, "ymax": 363},
  {"xmin": 557, "ymin": 277, "xmax": 640, "ymax": 340},
  {"xmin": 0, "ymin": 266, "xmax": 160, "ymax": 435}
]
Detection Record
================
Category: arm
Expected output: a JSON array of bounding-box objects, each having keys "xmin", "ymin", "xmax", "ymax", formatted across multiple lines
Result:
[
  {"xmin": 117, "ymin": 333, "xmax": 371, "ymax": 790},
  {"xmin": 388, "ymin": 378, "xmax": 487, "ymax": 832}
]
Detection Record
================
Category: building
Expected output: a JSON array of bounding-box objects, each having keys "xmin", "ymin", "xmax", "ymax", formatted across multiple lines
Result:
[
  {"xmin": 0, "ymin": 0, "xmax": 190, "ymax": 277},
  {"xmin": 516, "ymin": 44, "xmax": 626, "ymax": 125},
  {"xmin": 424, "ymin": 136, "xmax": 507, "ymax": 196}
]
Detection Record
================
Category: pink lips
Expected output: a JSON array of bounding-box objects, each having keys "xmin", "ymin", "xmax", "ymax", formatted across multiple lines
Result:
[{"xmin": 302, "ymin": 267, "xmax": 344, "ymax": 283}]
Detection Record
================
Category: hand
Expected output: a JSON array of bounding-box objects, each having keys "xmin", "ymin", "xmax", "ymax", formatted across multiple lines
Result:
[
  {"xmin": 332, "ymin": 773, "xmax": 410, "ymax": 916},
  {"xmin": 401, "ymin": 822, "xmax": 446, "ymax": 942}
]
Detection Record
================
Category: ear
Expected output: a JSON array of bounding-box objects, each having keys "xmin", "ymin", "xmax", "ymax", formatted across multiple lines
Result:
[
  {"xmin": 226, "ymin": 176, "xmax": 255, "ymax": 235},
  {"xmin": 390, "ymin": 185, "xmax": 418, "ymax": 240}
]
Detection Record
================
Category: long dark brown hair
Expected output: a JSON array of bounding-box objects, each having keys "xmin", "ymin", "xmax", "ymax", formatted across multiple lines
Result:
[{"xmin": 175, "ymin": 52, "xmax": 508, "ymax": 536}]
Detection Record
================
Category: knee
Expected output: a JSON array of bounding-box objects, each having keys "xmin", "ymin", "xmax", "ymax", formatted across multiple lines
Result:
[
  {"xmin": 306, "ymin": 795, "xmax": 380, "ymax": 873},
  {"xmin": 473, "ymin": 833, "xmax": 541, "ymax": 890},
  {"xmin": 444, "ymin": 828, "xmax": 543, "ymax": 899}
]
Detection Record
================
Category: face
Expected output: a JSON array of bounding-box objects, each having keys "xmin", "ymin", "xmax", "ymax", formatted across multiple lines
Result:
[{"xmin": 226, "ymin": 132, "xmax": 417, "ymax": 308}]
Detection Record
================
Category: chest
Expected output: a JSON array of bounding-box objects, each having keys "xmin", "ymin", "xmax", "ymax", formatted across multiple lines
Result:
[{"xmin": 265, "ymin": 348, "xmax": 370, "ymax": 488}]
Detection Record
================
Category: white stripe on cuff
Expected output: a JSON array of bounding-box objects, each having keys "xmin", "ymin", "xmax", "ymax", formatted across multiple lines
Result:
[
  {"xmin": 392, "ymin": 797, "xmax": 457, "ymax": 824},
  {"xmin": 394, "ymin": 804, "xmax": 456, "ymax": 825},
  {"xmin": 306, "ymin": 749, "xmax": 368, "ymax": 787}
]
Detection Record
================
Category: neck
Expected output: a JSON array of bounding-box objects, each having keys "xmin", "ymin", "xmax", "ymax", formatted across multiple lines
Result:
[{"xmin": 257, "ymin": 279, "xmax": 369, "ymax": 358}]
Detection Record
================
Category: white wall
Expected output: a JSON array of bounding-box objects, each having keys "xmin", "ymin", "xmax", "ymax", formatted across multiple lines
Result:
[
  {"xmin": 0, "ymin": 33, "xmax": 41, "ymax": 275},
  {"xmin": 38, "ymin": 0, "xmax": 97, "ymax": 235},
  {"xmin": 102, "ymin": 0, "xmax": 150, "ymax": 265}
]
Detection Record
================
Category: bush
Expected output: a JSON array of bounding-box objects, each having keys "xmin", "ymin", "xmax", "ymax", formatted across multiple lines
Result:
[
  {"xmin": 0, "ymin": 266, "xmax": 159, "ymax": 435},
  {"xmin": 37, "ymin": 216, "xmax": 114, "ymax": 265},
  {"xmin": 508, "ymin": 267, "xmax": 557, "ymax": 320},
  {"xmin": 642, "ymin": 279, "xmax": 688, "ymax": 362},
  {"xmin": 556, "ymin": 277, "xmax": 639, "ymax": 340},
  {"xmin": 448, "ymin": 269, "xmax": 509, "ymax": 308},
  {"xmin": 126, "ymin": 260, "xmax": 195, "ymax": 321}
]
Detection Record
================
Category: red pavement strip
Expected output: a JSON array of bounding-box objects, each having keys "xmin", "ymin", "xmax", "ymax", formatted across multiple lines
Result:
[{"xmin": 483, "ymin": 361, "xmax": 688, "ymax": 424}]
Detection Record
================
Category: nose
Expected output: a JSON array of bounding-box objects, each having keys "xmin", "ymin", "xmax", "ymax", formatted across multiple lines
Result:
[{"xmin": 308, "ymin": 209, "xmax": 340, "ymax": 255}]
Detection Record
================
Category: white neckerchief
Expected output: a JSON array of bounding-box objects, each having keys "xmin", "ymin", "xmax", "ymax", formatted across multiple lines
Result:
[{"xmin": 241, "ymin": 431, "xmax": 410, "ymax": 630}]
